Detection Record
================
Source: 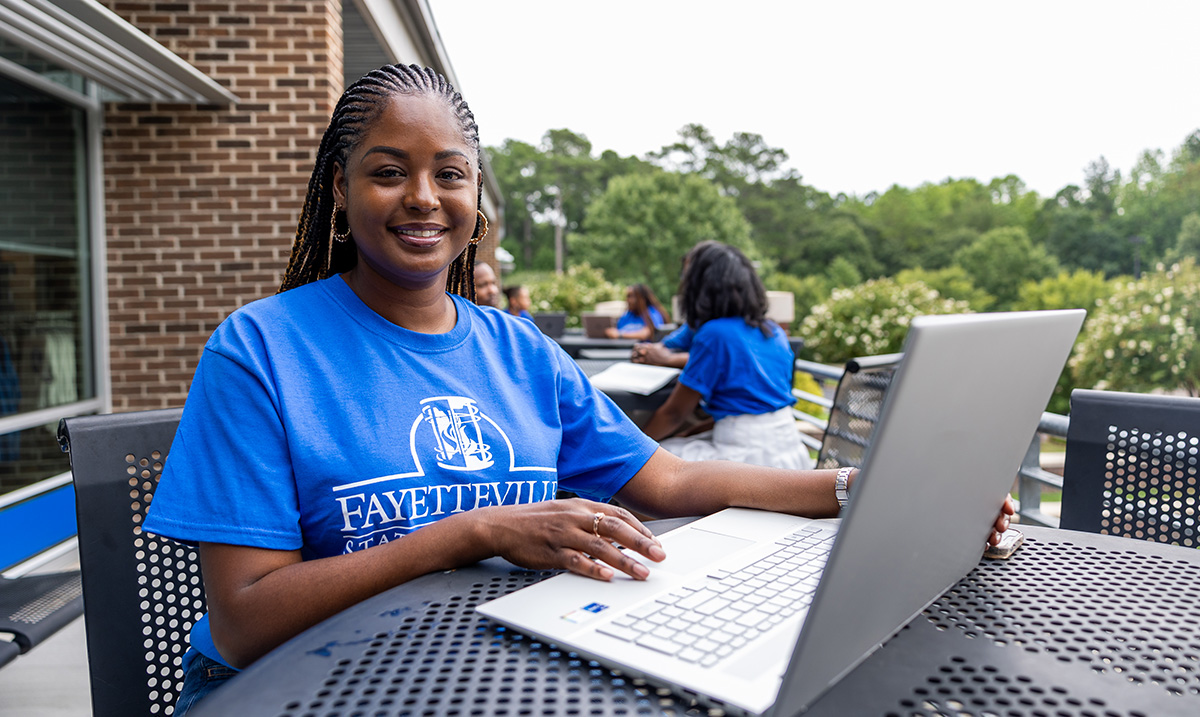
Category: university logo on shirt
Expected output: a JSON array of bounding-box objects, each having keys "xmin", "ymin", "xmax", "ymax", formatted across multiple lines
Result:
[
  {"xmin": 331, "ymin": 395, "xmax": 556, "ymax": 553},
  {"xmin": 421, "ymin": 396, "xmax": 494, "ymax": 470}
]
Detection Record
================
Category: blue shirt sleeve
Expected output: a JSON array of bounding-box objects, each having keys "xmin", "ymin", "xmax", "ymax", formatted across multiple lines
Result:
[
  {"xmin": 551, "ymin": 347, "xmax": 659, "ymax": 500},
  {"xmin": 661, "ymin": 324, "xmax": 694, "ymax": 352},
  {"xmin": 145, "ymin": 341, "xmax": 304, "ymax": 550}
]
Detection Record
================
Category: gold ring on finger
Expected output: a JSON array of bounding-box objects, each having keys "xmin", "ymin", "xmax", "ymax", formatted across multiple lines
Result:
[{"xmin": 592, "ymin": 511, "xmax": 604, "ymax": 537}]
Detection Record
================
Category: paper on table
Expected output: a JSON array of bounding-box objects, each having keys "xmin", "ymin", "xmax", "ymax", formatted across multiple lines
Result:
[{"xmin": 587, "ymin": 362, "xmax": 680, "ymax": 395}]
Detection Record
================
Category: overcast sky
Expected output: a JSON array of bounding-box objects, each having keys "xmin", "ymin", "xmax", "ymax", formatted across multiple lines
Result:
[{"xmin": 425, "ymin": 0, "xmax": 1200, "ymax": 199}]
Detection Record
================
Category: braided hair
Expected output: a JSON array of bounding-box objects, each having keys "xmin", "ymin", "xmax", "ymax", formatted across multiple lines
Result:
[
  {"xmin": 678, "ymin": 241, "xmax": 773, "ymax": 337},
  {"xmin": 279, "ymin": 64, "xmax": 484, "ymax": 298}
]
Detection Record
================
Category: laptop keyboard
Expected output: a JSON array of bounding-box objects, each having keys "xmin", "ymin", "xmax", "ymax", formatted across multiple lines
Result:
[{"xmin": 595, "ymin": 523, "xmax": 837, "ymax": 667}]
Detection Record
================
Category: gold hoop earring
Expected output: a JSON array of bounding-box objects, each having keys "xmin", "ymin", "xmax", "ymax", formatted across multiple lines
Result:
[
  {"xmin": 331, "ymin": 205, "xmax": 351, "ymax": 243},
  {"xmin": 470, "ymin": 210, "xmax": 489, "ymax": 245}
]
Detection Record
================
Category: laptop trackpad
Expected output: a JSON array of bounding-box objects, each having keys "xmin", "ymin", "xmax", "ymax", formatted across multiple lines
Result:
[
  {"xmin": 727, "ymin": 623, "xmax": 801, "ymax": 679},
  {"xmin": 643, "ymin": 528, "xmax": 754, "ymax": 575}
]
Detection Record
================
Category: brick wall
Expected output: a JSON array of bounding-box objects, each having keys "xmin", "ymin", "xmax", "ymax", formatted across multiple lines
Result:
[{"xmin": 102, "ymin": 1, "xmax": 344, "ymax": 411}]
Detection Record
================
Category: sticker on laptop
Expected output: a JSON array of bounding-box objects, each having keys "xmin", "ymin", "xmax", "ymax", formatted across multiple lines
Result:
[{"xmin": 561, "ymin": 602, "xmax": 609, "ymax": 623}]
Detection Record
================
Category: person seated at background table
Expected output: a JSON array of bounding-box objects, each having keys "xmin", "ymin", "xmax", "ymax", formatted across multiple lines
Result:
[
  {"xmin": 473, "ymin": 260, "xmax": 499, "ymax": 307},
  {"xmin": 641, "ymin": 241, "xmax": 814, "ymax": 470},
  {"xmin": 141, "ymin": 64, "xmax": 1013, "ymax": 715},
  {"xmin": 605, "ymin": 283, "xmax": 669, "ymax": 340},
  {"xmin": 503, "ymin": 284, "xmax": 534, "ymax": 321}
]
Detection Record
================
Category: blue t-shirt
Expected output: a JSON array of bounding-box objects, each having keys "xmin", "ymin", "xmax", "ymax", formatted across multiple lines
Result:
[
  {"xmin": 616, "ymin": 306, "xmax": 666, "ymax": 333},
  {"xmin": 144, "ymin": 275, "xmax": 658, "ymax": 666},
  {"xmin": 661, "ymin": 324, "xmax": 694, "ymax": 352},
  {"xmin": 678, "ymin": 318, "xmax": 795, "ymax": 420}
]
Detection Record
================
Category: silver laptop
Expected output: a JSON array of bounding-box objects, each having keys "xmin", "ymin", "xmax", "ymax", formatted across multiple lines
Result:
[{"xmin": 478, "ymin": 310, "xmax": 1085, "ymax": 716}]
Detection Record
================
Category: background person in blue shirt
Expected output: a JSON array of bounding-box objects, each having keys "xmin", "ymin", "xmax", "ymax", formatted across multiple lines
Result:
[
  {"xmin": 142, "ymin": 64, "xmax": 1015, "ymax": 715},
  {"xmin": 605, "ymin": 283, "xmax": 670, "ymax": 339},
  {"xmin": 503, "ymin": 284, "xmax": 534, "ymax": 320},
  {"xmin": 642, "ymin": 241, "xmax": 814, "ymax": 470}
]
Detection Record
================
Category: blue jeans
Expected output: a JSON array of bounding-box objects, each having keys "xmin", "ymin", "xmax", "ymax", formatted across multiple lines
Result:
[{"xmin": 174, "ymin": 650, "xmax": 239, "ymax": 716}]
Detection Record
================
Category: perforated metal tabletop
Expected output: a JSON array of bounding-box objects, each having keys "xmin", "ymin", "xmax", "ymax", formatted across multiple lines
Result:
[{"xmin": 189, "ymin": 523, "xmax": 1200, "ymax": 717}]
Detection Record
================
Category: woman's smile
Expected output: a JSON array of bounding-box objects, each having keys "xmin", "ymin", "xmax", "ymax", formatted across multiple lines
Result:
[{"xmin": 391, "ymin": 223, "xmax": 449, "ymax": 248}]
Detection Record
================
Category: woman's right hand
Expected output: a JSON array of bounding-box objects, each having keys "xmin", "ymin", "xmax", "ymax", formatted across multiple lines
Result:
[{"xmin": 475, "ymin": 499, "xmax": 666, "ymax": 581}]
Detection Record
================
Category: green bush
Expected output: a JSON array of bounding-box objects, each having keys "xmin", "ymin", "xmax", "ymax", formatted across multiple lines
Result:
[
  {"xmin": 1070, "ymin": 259, "xmax": 1200, "ymax": 396},
  {"xmin": 1012, "ymin": 269, "xmax": 1115, "ymax": 414},
  {"xmin": 514, "ymin": 264, "xmax": 624, "ymax": 328},
  {"xmin": 791, "ymin": 370, "xmax": 827, "ymax": 419},
  {"xmin": 799, "ymin": 278, "xmax": 972, "ymax": 364}
]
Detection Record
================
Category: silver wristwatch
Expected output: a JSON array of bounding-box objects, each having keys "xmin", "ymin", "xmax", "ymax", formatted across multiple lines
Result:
[{"xmin": 835, "ymin": 466, "xmax": 852, "ymax": 509}]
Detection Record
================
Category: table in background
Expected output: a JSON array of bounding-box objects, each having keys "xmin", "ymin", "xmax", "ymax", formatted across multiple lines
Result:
[
  {"xmin": 190, "ymin": 523, "xmax": 1200, "ymax": 717},
  {"xmin": 553, "ymin": 335, "xmax": 637, "ymax": 359},
  {"xmin": 575, "ymin": 357, "xmax": 676, "ymax": 424}
]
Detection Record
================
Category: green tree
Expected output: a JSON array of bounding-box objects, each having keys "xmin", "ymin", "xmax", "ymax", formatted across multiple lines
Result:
[
  {"xmin": 488, "ymin": 139, "xmax": 551, "ymax": 268},
  {"xmin": 826, "ymin": 256, "xmax": 862, "ymax": 288},
  {"xmin": 1172, "ymin": 211, "xmax": 1200, "ymax": 260},
  {"xmin": 954, "ymin": 227, "xmax": 1059, "ymax": 309},
  {"xmin": 895, "ymin": 266, "xmax": 992, "ymax": 310},
  {"xmin": 842, "ymin": 177, "xmax": 1041, "ymax": 275},
  {"xmin": 1070, "ymin": 259, "xmax": 1200, "ymax": 396},
  {"xmin": 1013, "ymin": 269, "xmax": 1114, "ymax": 413},
  {"xmin": 572, "ymin": 171, "xmax": 754, "ymax": 301},
  {"xmin": 486, "ymin": 130, "xmax": 653, "ymax": 273},
  {"xmin": 1039, "ymin": 203, "xmax": 1130, "ymax": 276},
  {"xmin": 647, "ymin": 123, "xmax": 791, "ymax": 194}
]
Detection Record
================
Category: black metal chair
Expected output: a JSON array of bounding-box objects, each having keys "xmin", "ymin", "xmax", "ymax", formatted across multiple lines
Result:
[
  {"xmin": 814, "ymin": 353, "xmax": 903, "ymax": 470},
  {"xmin": 1060, "ymin": 388, "xmax": 1200, "ymax": 547},
  {"xmin": 57, "ymin": 408, "xmax": 202, "ymax": 717},
  {"xmin": 0, "ymin": 569, "xmax": 83, "ymax": 654},
  {"xmin": 0, "ymin": 637, "xmax": 19, "ymax": 668}
]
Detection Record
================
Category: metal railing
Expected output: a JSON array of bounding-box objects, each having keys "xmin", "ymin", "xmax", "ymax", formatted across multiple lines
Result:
[
  {"xmin": 1016, "ymin": 412, "xmax": 1069, "ymax": 527},
  {"xmin": 790, "ymin": 358, "xmax": 842, "ymax": 452},
  {"xmin": 792, "ymin": 358, "xmax": 1069, "ymax": 527}
]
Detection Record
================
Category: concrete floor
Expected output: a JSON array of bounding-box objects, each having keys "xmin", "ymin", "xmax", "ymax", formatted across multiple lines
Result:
[{"xmin": 0, "ymin": 548, "xmax": 92, "ymax": 717}]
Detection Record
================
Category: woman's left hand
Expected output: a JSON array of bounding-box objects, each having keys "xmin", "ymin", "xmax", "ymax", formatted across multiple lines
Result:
[{"xmin": 988, "ymin": 496, "xmax": 1016, "ymax": 546}]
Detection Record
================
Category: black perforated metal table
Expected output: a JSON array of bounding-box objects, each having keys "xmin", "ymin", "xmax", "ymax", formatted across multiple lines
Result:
[{"xmin": 189, "ymin": 522, "xmax": 1200, "ymax": 717}]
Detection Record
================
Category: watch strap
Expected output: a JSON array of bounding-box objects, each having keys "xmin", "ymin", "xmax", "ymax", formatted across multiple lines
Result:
[{"xmin": 835, "ymin": 466, "xmax": 852, "ymax": 508}]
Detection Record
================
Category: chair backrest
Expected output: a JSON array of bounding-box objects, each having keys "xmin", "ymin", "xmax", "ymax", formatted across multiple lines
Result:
[
  {"xmin": 1060, "ymin": 388, "xmax": 1200, "ymax": 546},
  {"xmin": 815, "ymin": 354, "xmax": 903, "ymax": 469},
  {"xmin": 57, "ymin": 408, "xmax": 200, "ymax": 717},
  {"xmin": 765, "ymin": 290, "xmax": 795, "ymax": 328},
  {"xmin": 531, "ymin": 311, "xmax": 567, "ymax": 338}
]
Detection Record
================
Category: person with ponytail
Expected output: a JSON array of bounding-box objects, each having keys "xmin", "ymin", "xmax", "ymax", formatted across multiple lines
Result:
[{"xmin": 144, "ymin": 65, "xmax": 1015, "ymax": 714}]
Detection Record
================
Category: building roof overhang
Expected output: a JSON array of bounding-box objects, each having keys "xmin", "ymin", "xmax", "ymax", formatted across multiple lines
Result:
[{"xmin": 0, "ymin": 0, "xmax": 237, "ymax": 104}]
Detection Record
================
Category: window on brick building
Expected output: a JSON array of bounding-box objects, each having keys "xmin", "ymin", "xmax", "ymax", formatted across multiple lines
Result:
[{"xmin": 0, "ymin": 45, "xmax": 101, "ymax": 507}]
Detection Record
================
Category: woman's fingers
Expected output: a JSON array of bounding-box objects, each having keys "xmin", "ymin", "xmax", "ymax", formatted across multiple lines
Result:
[
  {"xmin": 568, "ymin": 509, "xmax": 665, "ymax": 581},
  {"xmin": 987, "ymin": 496, "xmax": 1016, "ymax": 546},
  {"xmin": 484, "ymin": 500, "xmax": 666, "ymax": 582}
]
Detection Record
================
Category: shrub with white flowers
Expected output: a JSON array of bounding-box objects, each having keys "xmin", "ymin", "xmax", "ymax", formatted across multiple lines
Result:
[
  {"xmin": 799, "ymin": 278, "xmax": 973, "ymax": 364},
  {"xmin": 1070, "ymin": 259, "xmax": 1199, "ymax": 396}
]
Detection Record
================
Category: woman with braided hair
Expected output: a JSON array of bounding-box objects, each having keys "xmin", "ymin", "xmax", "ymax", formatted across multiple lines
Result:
[{"xmin": 144, "ymin": 64, "xmax": 1014, "ymax": 714}]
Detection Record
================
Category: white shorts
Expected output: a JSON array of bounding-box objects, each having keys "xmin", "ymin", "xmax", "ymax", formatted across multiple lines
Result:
[{"xmin": 658, "ymin": 406, "xmax": 815, "ymax": 470}]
